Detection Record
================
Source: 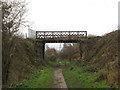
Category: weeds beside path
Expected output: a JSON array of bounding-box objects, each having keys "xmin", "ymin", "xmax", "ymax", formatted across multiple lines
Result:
[
  {"xmin": 12, "ymin": 67, "xmax": 55, "ymax": 88},
  {"xmin": 62, "ymin": 66, "xmax": 110, "ymax": 88},
  {"xmin": 62, "ymin": 68, "xmax": 83, "ymax": 88}
]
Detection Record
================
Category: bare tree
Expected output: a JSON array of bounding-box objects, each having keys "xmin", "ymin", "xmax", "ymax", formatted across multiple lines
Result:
[
  {"xmin": 1, "ymin": 0, "xmax": 28, "ymax": 85},
  {"xmin": 45, "ymin": 47, "xmax": 58, "ymax": 61},
  {"xmin": 1, "ymin": 0, "xmax": 28, "ymax": 37},
  {"xmin": 59, "ymin": 43, "xmax": 75, "ymax": 61}
]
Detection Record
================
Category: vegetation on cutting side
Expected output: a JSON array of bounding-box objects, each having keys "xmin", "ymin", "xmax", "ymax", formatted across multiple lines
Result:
[{"xmin": 2, "ymin": 36, "xmax": 43, "ymax": 87}]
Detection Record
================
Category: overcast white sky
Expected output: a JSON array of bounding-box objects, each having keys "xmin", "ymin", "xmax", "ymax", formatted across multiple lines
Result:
[{"xmin": 25, "ymin": 0, "xmax": 119, "ymax": 49}]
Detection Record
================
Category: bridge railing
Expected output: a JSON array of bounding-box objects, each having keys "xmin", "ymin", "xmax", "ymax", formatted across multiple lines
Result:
[{"xmin": 36, "ymin": 31, "xmax": 87, "ymax": 40}]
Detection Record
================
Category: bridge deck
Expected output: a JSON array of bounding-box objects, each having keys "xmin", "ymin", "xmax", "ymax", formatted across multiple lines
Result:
[
  {"xmin": 36, "ymin": 31, "xmax": 87, "ymax": 43},
  {"xmin": 36, "ymin": 40, "xmax": 83, "ymax": 43}
]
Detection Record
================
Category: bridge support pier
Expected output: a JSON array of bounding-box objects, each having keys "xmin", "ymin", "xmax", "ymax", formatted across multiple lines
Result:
[
  {"xmin": 38, "ymin": 42, "xmax": 45, "ymax": 60},
  {"xmin": 79, "ymin": 42, "xmax": 83, "ymax": 59}
]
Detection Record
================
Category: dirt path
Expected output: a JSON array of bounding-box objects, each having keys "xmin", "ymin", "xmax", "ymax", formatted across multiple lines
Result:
[{"xmin": 54, "ymin": 68, "xmax": 68, "ymax": 89}]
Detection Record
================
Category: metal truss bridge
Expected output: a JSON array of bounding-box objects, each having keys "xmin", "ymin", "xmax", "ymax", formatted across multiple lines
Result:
[
  {"xmin": 35, "ymin": 31, "xmax": 87, "ymax": 60},
  {"xmin": 36, "ymin": 31, "xmax": 87, "ymax": 43}
]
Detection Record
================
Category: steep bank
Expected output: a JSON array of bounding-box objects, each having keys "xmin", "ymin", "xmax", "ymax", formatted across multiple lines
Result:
[
  {"xmin": 2, "ymin": 37, "xmax": 41, "ymax": 87},
  {"xmin": 81, "ymin": 30, "xmax": 119, "ymax": 87}
]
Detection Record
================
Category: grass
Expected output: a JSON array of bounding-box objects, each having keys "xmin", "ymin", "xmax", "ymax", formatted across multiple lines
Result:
[
  {"xmin": 62, "ymin": 61, "xmax": 111, "ymax": 88},
  {"xmin": 62, "ymin": 68, "xmax": 83, "ymax": 88},
  {"xmin": 9, "ymin": 60, "xmax": 111, "ymax": 88},
  {"xmin": 11, "ymin": 67, "xmax": 55, "ymax": 88},
  {"xmin": 71, "ymin": 68, "xmax": 110, "ymax": 88}
]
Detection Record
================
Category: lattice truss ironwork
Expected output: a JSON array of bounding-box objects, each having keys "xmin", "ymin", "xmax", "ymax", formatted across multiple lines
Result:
[{"xmin": 36, "ymin": 31, "xmax": 87, "ymax": 40}]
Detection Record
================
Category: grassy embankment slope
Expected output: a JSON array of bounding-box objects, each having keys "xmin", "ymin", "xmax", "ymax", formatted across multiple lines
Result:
[
  {"xmin": 82, "ymin": 30, "xmax": 119, "ymax": 88},
  {"xmin": 3, "ymin": 37, "xmax": 43, "ymax": 87},
  {"xmin": 62, "ymin": 30, "xmax": 119, "ymax": 88}
]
